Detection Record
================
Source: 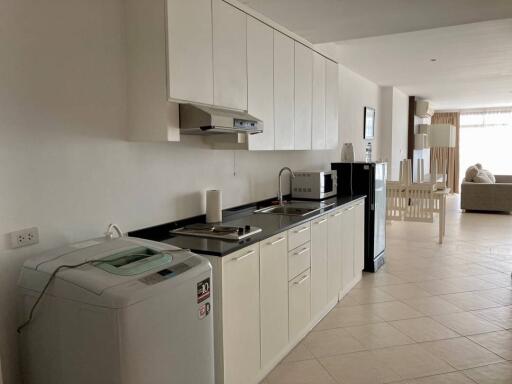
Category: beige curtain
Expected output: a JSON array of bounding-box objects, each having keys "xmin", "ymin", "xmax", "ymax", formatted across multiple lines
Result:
[{"xmin": 430, "ymin": 112, "xmax": 460, "ymax": 193}]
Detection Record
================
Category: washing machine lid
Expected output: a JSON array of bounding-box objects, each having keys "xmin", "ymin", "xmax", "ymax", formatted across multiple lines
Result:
[{"xmin": 22, "ymin": 237, "xmax": 192, "ymax": 295}]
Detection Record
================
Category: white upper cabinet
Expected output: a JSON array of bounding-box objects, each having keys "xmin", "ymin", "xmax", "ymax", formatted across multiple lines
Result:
[
  {"xmin": 247, "ymin": 17, "xmax": 274, "ymax": 150},
  {"xmin": 325, "ymin": 59, "xmax": 339, "ymax": 149},
  {"xmin": 167, "ymin": 0, "xmax": 213, "ymax": 105},
  {"xmin": 294, "ymin": 43, "xmax": 313, "ymax": 150},
  {"xmin": 213, "ymin": 0, "xmax": 247, "ymax": 110},
  {"xmin": 274, "ymin": 31, "xmax": 295, "ymax": 150},
  {"xmin": 311, "ymin": 53, "xmax": 326, "ymax": 150}
]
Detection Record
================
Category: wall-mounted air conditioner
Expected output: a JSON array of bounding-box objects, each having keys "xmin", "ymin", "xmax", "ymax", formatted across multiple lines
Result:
[{"xmin": 415, "ymin": 100, "xmax": 434, "ymax": 118}]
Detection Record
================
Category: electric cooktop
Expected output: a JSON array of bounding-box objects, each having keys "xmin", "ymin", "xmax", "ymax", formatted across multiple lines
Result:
[{"xmin": 170, "ymin": 223, "xmax": 262, "ymax": 241}]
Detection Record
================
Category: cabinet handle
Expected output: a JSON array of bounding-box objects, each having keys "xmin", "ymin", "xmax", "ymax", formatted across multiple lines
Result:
[
  {"xmin": 233, "ymin": 250, "xmax": 255, "ymax": 262},
  {"xmin": 332, "ymin": 211, "xmax": 343, "ymax": 217},
  {"xmin": 314, "ymin": 219, "xmax": 327, "ymax": 225},
  {"xmin": 347, "ymin": 207, "xmax": 355, "ymax": 211},
  {"xmin": 294, "ymin": 274, "xmax": 310, "ymax": 286},
  {"xmin": 294, "ymin": 247, "xmax": 309, "ymax": 256},
  {"xmin": 294, "ymin": 227, "xmax": 308, "ymax": 234},
  {"xmin": 269, "ymin": 237, "xmax": 286, "ymax": 246}
]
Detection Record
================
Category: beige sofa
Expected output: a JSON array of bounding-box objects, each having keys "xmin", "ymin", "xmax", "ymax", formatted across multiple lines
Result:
[{"xmin": 461, "ymin": 175, "xmax": 512, "ymax": 212}]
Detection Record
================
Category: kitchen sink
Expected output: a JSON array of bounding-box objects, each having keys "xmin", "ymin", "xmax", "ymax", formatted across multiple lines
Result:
[{"xmin": 254, "ymin": 201, "xmax": 335, "ymax": 217}]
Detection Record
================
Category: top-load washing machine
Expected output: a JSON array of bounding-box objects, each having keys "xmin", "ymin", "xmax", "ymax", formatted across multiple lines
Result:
[{"xmin": 18, "ymin": 236, "xmax": 214, "ymax": 384}]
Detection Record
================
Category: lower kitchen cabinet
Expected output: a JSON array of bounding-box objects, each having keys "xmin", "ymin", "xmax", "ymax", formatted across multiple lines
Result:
[
  {"xmin": 341, "ymin": 205, "xmax": 355, "ymax": 292},
  {"xmin": 289, "ymin": 269, "xmax": 311, "ymax": 342},
  {"xmin": 260, "ymin": 233, "xmax": 289, "ymax": 369},
  {"xmin": 310, "ymin": 215, "xmax": 328, "ymax": 321},
  {"xmin": 221, "ymin": 244, "xmax": 261, "ymax": 384},
  {"xmin": 354, "ymin": 200, "xmax": 365, "ymax": 273},
  {"xmin": 327, "ymin": 209, "xmax": 343, "ymax": 302}
]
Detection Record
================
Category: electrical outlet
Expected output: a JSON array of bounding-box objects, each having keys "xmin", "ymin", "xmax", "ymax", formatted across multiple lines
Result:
[{"xmin": 10, "ymin": 227, "xmax": 39, "ymax": 249}]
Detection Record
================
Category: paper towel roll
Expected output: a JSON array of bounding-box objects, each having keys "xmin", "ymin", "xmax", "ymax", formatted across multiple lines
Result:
[{"xmin": 206, "ymin": 190, "xmax": 222, "ymax": 223}]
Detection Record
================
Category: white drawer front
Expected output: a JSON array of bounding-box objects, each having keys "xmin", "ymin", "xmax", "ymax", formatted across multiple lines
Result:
[
  {"xmin": 288, "ymin": 243, "xmax": 311, "ymax": 280},
  {"xmin": 288, "ymin": 222, "xmax": 311, "ymax": 250}
]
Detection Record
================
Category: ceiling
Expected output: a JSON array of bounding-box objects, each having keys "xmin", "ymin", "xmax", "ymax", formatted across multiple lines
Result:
[
  {"xmin": 335, "ymin": 19, "xmax": 512, "ymax": 109},
  {"xmin": 238, "ymin": 0, "xmax": 512, "ymax": 43}
]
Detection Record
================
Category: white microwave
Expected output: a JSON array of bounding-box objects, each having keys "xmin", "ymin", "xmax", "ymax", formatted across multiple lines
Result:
[{"xmin": 291, "ymin": 171, "xmax": 337, "ymax": 200}]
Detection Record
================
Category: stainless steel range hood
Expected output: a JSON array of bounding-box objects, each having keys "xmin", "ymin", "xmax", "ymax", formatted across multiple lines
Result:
[{"xmin": 179, "ymin": 104, "xmax": 263, "ymax": 135}]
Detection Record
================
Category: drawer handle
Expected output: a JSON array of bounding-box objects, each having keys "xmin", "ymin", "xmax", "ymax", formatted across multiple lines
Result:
[
  {"xmin": 269, "ymin": 237, "xmax": 286, "ymax": 246},
  {"xmin": 294, "ymin": 247, "xmax": 309, "ymax": 256},
  {"xmin": 332, "ymin": 211, "xmax": 343, "ymax": 217},
  {"xmin": 294, "ymin": 274, "xmax": 310, "ymax": 286},
  {"xmin": 314, "ymin": 219, "xmax": 327, "ymax": 225},
  {"xmin": 347, "ymin": 207, "xmax": 355, "ymax": 211},
  {"xmin": 294, "ymin": 227, "xmax": 309, "ymax": 234},
  {"xmin": 233, "ymin": 250, "xmax": 255, "ymax": 262}
]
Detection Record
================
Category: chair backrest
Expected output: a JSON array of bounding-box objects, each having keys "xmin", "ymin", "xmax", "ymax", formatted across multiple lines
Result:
[
  {"xmin": 386, "ymin": 181, "xmax": 406, "ymax": 221},
  {"xmin": 404, "ymin": 183, "xmax": 435, "ymax": 223}
]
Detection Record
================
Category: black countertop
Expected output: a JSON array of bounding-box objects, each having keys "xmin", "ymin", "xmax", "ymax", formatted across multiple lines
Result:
[{"xmin": 129, "ymin": 195, "xmax": 365, "ymax": 257}]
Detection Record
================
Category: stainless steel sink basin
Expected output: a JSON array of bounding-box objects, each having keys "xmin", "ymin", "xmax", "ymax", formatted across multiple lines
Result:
[{"xmin": 254, "ymin": 201, "xmax": 335, "ymax": 216}]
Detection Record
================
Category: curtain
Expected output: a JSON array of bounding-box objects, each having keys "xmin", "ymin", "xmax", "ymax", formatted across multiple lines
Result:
[{"xmin": 431, "ymin": 112, "xmax": 460, "ymax": 193}]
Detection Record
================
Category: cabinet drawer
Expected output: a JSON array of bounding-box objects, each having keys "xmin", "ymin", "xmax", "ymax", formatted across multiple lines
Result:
[
  {"xmin": 288, "ymin": 243, "xmax": 311, "ymax": 280},
  {"xmin": 288, "ymin": 222, "xmax": 311, "ymax": 250},
  {"xmin": 289, "ymin": 269, "xmax": 311, "ymax": 341}
]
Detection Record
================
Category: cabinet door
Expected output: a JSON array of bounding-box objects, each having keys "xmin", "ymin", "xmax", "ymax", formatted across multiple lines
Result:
[
  {"xmin": 341, "ymin": 206, "xmax": 355, "ymax": 291},
  {"xmin": 354, "ymin": 201, "xmax": 366, "ymax": 273},
  {"xmin": 289, "ymin": 269, "xmax": 311, "ymax": 342},
  {"xmin": 213, "ymin": 0, "xmax": 247, "ymax": 110},
  {"xmin": 167, "ymin": 0, "xmax": 213, "ymax": 104},
  {"xmin": 222, "ymin": 245, "xmax": 260, "ymax": 384},
  {"xmin": 327, "ymin": 209, "xmax": 343, "ymax": 302},
  {"xmin": 274, "ymin": 31, "xmax": 295, "ymax": 150},
  {"xmin": 325, "ymin": 59, "xmax": 339, "ymax": 149},
  {"xmin": 247, "ymin": 17, "xmax": 274, "ymax": 150},
  {"xmin": 310, "ymin": 215, "xmax": 328, "ymax": 320},
  {"xmin": 294, "ymin": 43, "xmax": 313, "ymax": 150},
  {"xmin": 260, "ymin": 234, "xmax": 288, "ymax": 368},
  {"xmin": 311, "ymin": 53, "xmax": 326, "ymax": 150}
]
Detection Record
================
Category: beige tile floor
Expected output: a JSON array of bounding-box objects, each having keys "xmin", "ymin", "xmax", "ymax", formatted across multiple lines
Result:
[{"xmin": 262, "ymin": 196, "xmax": 512, "ymax": 384}]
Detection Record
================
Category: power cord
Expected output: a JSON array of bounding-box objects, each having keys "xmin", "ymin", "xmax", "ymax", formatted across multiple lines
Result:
[{"xmin": 17, "ymin": 249, "xmax": 188, "ymax": 334}]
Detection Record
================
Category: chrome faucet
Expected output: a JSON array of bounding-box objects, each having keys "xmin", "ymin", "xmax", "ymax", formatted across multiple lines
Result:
[{"xmin": 277, "ymin": 167, "xmax": 295, "ymax": 205}]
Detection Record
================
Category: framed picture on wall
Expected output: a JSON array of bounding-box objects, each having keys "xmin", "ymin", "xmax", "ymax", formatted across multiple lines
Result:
[{"xmin": 364, "ymin": 107, "xmax": 375, "ymax": 139}]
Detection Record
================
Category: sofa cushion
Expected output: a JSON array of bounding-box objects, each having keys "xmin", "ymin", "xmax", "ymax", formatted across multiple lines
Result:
[
  {"xmin": 465, "ymin": 165, "xmax": 479, "ymax": 182},
  {"xmin": 473, "ymin": 171, "xmax": 493, "ymax": 183},
  {"xmin": 482, "ymin": 169, "xmax": 496, "ymax": 183}
]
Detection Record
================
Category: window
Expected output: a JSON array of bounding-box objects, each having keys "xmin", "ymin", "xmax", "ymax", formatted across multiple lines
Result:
[{"xmin": 460, "ymin": 108, "xmax": 512, "ymax": 182}]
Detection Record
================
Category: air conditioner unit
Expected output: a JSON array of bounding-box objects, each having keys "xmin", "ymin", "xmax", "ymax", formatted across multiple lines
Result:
[{"xmin": 415, "ymin": 100, "xmax": 434, "ymax": 118}]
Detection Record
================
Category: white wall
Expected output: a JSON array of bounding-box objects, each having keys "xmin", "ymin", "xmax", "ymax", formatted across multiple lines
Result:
[
  {"xmin": 0, "ymin": 2, "xmax": 386, "ymax": 383},
  {"xmin": 380, "ymin": 87, "xmax": 409, "ymax": 180},
  {"xmin": 339, "ymin": 65, "xmax": 382, "ymax": 161}
]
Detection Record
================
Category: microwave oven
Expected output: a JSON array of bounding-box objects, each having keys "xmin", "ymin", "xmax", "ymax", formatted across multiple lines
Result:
[{"xmin": 291, "ymin": 171, "xmax": 337, "ymax": 200}]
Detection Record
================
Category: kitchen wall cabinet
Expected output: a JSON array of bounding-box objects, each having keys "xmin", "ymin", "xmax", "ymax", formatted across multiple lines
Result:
[
  {"xmin": 289, "ymin": 269, "xmax": 311, "ymax": 342},
  {"xmin": 221, "ymin": 245, "xmax": 260, "ymax": 384},
  {"xmin": 294, "ymin": 43, "xmax": 313, "ymax": 150},
  {"xmin": 213, "ymin": 0, "xmax": 247, "ymax": 110},
  {"xmin": 260, "ymin": 233, "xmax": 288, "ymax": 369},
  {"xmin": 311, "ymin": 53, "xmax": 326, "ymax": 150},
  {"xmin": 327, "ymin": 209, "xmax": 343, "ymax": 302},
  {"xmin": 325, "ymin": 59, "xmax": 339, "ymax": 149},
  {"xmin": 273, "ymin": 31, "xmax": 295, "ymax": 150},
  {"xmin": 310, "ymin": 215, "xmax": 328, "ymax": 321},
  {"xmin": 247, "ymin": 17, "xmax": 274, "ymax": 151},
  {"xmin": 167, "ymin": 0, "xmax": 214, "ymax": 105},
  {"xmin": 354, "ymin": 201, "xmax": 365, "ymax": 273},
  {"xmin": 341, "ymin": 206, "xmax": 355, "ymax": 292}
]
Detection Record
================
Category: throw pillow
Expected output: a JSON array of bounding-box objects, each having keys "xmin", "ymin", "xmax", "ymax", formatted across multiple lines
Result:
[
  {"xmin": 475, "ymin": 163, "xmax": 483, "ymax": 170},
  {"xmin": 482, "ymin": 169, "xmax": 496, "ymax": 183},
  {"xmin": 473, "ymin": 171, "xmax": 492, "ymax": 184},
  {"xmin": 465, "ymin": 165, "xmax": 479, "ymax": 182}
]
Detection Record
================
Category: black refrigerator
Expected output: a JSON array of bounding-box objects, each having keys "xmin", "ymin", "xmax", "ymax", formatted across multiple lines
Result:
[{"xmin": 331, "ymin": 162, "xmax": 387, "ymax": 272}]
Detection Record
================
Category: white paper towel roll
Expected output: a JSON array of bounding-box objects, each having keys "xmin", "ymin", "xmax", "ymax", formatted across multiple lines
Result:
[{"xmin": 206, "ymin": 190, "xmax": 222, "ymax": 223}]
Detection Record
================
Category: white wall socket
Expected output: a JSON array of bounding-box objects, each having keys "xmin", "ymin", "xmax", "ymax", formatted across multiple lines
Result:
[{"xmin": 10, "ymin": 227, "xmax": 39, "ymax": 249}]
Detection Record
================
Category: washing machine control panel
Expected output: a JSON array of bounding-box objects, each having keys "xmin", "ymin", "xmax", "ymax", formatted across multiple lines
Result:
[{"xmin": 139, "ymin": 262, "xmax": 191, "ymax": 285}]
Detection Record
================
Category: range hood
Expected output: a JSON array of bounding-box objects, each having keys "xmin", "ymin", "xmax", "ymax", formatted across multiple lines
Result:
[{"xmin": 179, "ymin": 104, "xmax": 262, "ymax": 135}]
